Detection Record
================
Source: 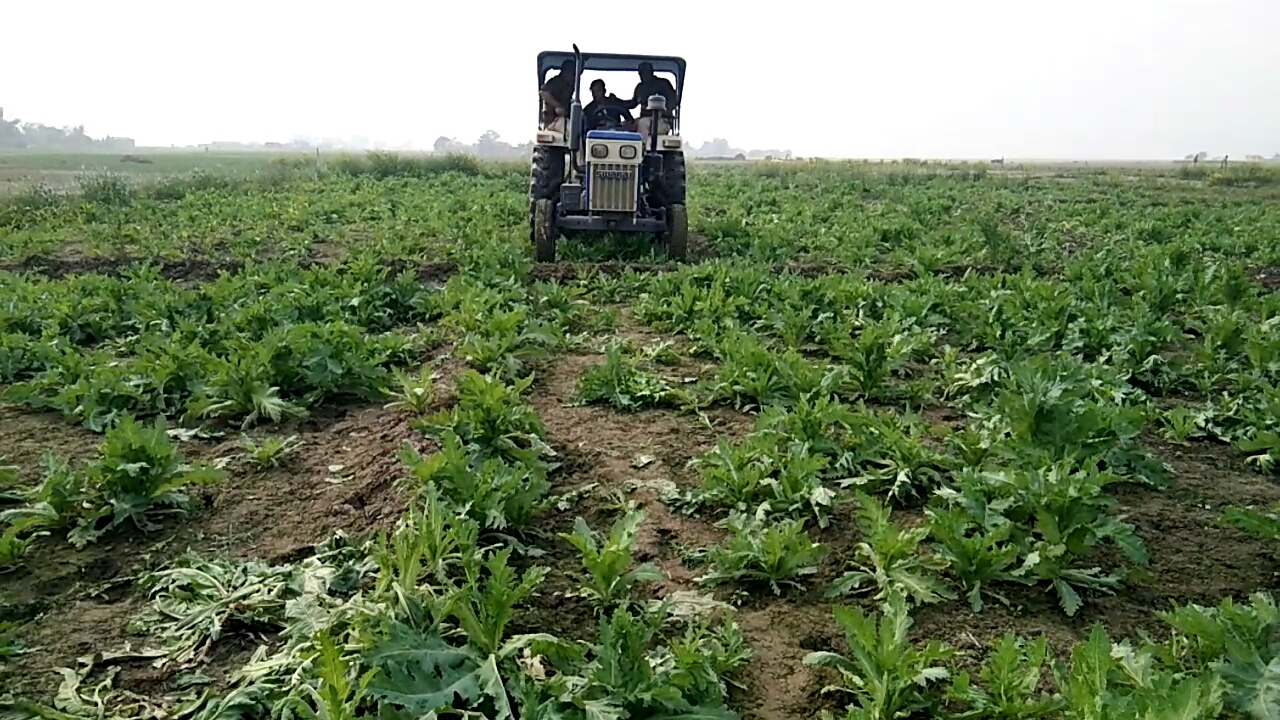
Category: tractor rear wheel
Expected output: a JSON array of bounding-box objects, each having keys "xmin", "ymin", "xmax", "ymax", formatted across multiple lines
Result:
[
  {"xmin": 664, "ymin": 203, "xmax": 688, "ymax": 261},
  {"xmin": 662, "ymin": 151, "xmax": 686, "ymax": 205},
  {"xmin": 533, "ymin": 199, "xmax": 557, "ymax": 262}
]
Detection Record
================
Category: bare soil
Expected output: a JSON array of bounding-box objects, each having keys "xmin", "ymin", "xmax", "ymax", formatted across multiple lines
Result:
[{"xmin": 1252, "ymin": 265, "xmax": 1280, "ymax": 291}]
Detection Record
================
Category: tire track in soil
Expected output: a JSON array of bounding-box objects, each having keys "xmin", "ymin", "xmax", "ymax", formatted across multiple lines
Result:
[{"xmin": 528, "ymin": 317, "xmax": 839, "ymax": 720}]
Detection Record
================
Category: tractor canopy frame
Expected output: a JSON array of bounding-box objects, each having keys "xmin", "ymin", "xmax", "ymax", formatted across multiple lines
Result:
[{"xmin": 536, "ymin": 51, "xmax": 686, "ymax": 132}]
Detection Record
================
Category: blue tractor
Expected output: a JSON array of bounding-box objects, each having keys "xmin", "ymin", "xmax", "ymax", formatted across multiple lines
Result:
[{"xmin": 530, "ymin": 46, "xmax": 687, "ymax": 262}]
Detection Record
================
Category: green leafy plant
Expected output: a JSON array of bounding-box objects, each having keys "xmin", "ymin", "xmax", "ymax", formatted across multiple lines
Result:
[
  {"xmin": 398, "ymin": 432, "xmax": 551, "ymax": 532},
  {"xmin": 80, "ymin": 415, "xmax": 225, "ymax": 542},
  {"xmin": 288, "ymin": 631, "xmax": 376, "ymax": 720},
  {"xmin": 1, "ymin": 417, "xmax": 223, "ymax": 548},
  {"xmin": 372, "ymin": 487, "xmax": 479, "ymax": 617},
  {"xmin": 1160, "ymin": 404, "xmax": 1211, "ymax": 444},
  {"xmin": 452, "ymin": 305, "xmax": 559, "ymax": 381},
  {"xmin": 1156, "ymin": 592, "xmax": 1280, "ymax": 716},
  {"xmin": 365, "ymin": 620, "xmax": 515, "ymax": 719},
  {"xmin": 445, "ymin": 547, "xmax": 548, "ymax": 657},
  {"xmin": 1238, "ymin": 431, "xmax": 1280, "ymax": 473},
  {"xmin": 539, "ymin": 603, "xmax": 743, "ymax": 718},
  {"xmin": 707, "ymin": 330, "xmax": 850, "ymax": 410},
  {"xmin": 0, "ymin": 620, "xmax": 28, "ymax": 658},
  {"xmin": 1219, "ymin": 503, "xmax": 1280, "ymax": 541},
  {"xmin": 418, "ymin": 370, "xmax": 551, "ymax": 468},
  {"xmin": 1053, "ymin": 624, "xmax": 1228, "ymax": 720},
  {"xmin": 828, "ymin": 492, "xmax": 954, "ymax": 606},
  {"xmin": 926, "ymin": 504, "xmax": 1027, "ymax": 612},
  {"xmin": 805, "ymin": 591, "xmax": 955, "ymax": 719},
  {"xmin": 694, "ymin": 505, "xmax": 824, "ymax": 595},
  {"xmin": 574, "ymin": 341, "xmax": 680, "ymax": 411},
  {"xmin": 946, "ymin": 633, "xmax": 1064, "ymax": 718},
  {"xmin": 940, "ymin": 463, "xmax": 1149, "ymax": 616},
  {"xmin": 190, "ymin": 353, "xmax": 308, "ymax": 429},
  {"xmin": 665, "ymin": 615, "xmax": 755, "ymax": 706},
  {"xmin": 978, "ymin": 356, "xmax": 1162, "ymax": 484},
  {"xmin": 382, "ymin": 365, "xmax": 438, "ymax": 415},
  {"xmin": 237, "ymin": 434, "xmax": 304, "ymax": 470},
  {"xmin": 0, "ymin": 452, "xmax": 85, "ymax": 539},
  {"xmin": 690, "ymin": 431, "xmax": 836, "ymax": 527},
  {"xmin": 562, "ymin": 509, "xmax": 662, "ymax": 609}
]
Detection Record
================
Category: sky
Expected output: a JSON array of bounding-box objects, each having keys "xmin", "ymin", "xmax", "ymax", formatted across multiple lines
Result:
[{"xmin": 5, "ymin": 0, "xmax": 1278, "ymax": 159}]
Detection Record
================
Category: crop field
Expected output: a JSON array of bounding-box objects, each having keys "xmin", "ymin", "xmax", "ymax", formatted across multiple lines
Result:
[
  {"xmin": 0, "ymin": 152, "xmax": 305, "ymax": 198},
  {"xmin": 2, "ymin": 154, "xmax": 1280, "ymax": 719}
]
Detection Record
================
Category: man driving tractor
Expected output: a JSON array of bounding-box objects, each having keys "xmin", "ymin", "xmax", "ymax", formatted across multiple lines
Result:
[{"xmin": 583, "ymin": 79, "xmax": 632, "ymax": 130}]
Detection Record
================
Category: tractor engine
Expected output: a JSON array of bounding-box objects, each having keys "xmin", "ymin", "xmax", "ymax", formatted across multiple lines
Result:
[{"xmin": 584, "ymin": 131, "xmax": 645, "ymax": 214}]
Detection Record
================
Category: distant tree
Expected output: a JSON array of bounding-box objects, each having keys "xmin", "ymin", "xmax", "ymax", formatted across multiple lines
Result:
[
  {"xmin": 0, "ymin": 105, "xmax": 133, "ymax": 149},
  {"xmin": 0, "ymin": 107, "xmax": 25, "ymax": 148}
]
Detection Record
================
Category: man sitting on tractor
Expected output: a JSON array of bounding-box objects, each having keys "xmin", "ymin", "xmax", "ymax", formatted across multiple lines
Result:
[
  {"xmin": 583, "ymin": 79, "xmax": 632, "ymax": 130},
  {"xmin": 625, "ymin": 61, "xmax": 678, "ymax": 138},
  {"xmin": 540, "ymin": 58, "xmax": 576, "ymax": 131}
]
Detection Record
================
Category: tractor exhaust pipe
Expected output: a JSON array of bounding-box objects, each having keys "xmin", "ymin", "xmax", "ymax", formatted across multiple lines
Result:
[{"xmin": 568, "ymin": 44, "xmax": 584, "ymax": 153}]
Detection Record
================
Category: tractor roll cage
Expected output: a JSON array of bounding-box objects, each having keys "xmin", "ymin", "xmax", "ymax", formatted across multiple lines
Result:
[{"xmin": 537, "ymin": 51, "xmax": 686, "ymax": 132}]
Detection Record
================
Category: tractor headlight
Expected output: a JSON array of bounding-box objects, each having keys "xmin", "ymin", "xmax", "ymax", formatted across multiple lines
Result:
[
  {"xmin": 619, "ymin": 145, "xmax": 637, "ymax": 159},
  {"xmin": 590, "ymin": 144, "xmax": 608, "ymax": 159}
]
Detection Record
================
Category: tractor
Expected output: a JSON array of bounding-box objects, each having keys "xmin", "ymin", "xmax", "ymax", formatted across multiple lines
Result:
[{"xmin": 529, "ymin": 46, "xmax": 687, "ymax": 262}]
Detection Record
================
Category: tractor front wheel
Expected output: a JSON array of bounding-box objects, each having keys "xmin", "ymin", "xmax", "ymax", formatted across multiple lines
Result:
[
  {"xmin": 529, "ymin": 146, "xmax": 564, "ymax": 263},
  {"xmin": 664, "ymin": 204, "xmax": 688, "ymax": 261},
  {"xmin": 533, "ymin": 198, "xmax": 557, "ymax": 262}
]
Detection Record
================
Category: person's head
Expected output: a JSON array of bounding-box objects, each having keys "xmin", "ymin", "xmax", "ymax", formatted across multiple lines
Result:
[
  {"xmin": 589, "ymin": 79, "xmax": 606, "ymax": 101},
  {"xmin": 638, "ymin": 61, "xmax": 654, "ymax": 80},
  {"xmin": 559, "ymin": 58, "xmax": 575, "ymax": 75}
]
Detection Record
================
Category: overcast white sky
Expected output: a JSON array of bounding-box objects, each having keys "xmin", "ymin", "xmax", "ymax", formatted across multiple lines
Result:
[{"xmin": 6, "ymin": 0, "xmax": 1278, "ymax": 158}]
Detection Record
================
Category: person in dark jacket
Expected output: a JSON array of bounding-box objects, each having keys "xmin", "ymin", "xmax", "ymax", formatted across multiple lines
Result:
[{"xmin": 540, "ymin": 58, "xmax": 576, "ymax": 128}]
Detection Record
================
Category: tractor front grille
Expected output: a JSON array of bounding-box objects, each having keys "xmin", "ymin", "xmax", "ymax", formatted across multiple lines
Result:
[{"xmin": 588, "ymin": 163, "xmax": 638, "ymax": 213}]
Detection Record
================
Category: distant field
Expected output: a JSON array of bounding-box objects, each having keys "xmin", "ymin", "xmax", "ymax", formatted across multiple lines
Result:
[
  {"xmin": 3, "ymin": 148, "xmax": 1276, "ymax": 190},
  {"xmin": 0, "ymin": 150, "xmax": 309, "ymax": 195}
]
